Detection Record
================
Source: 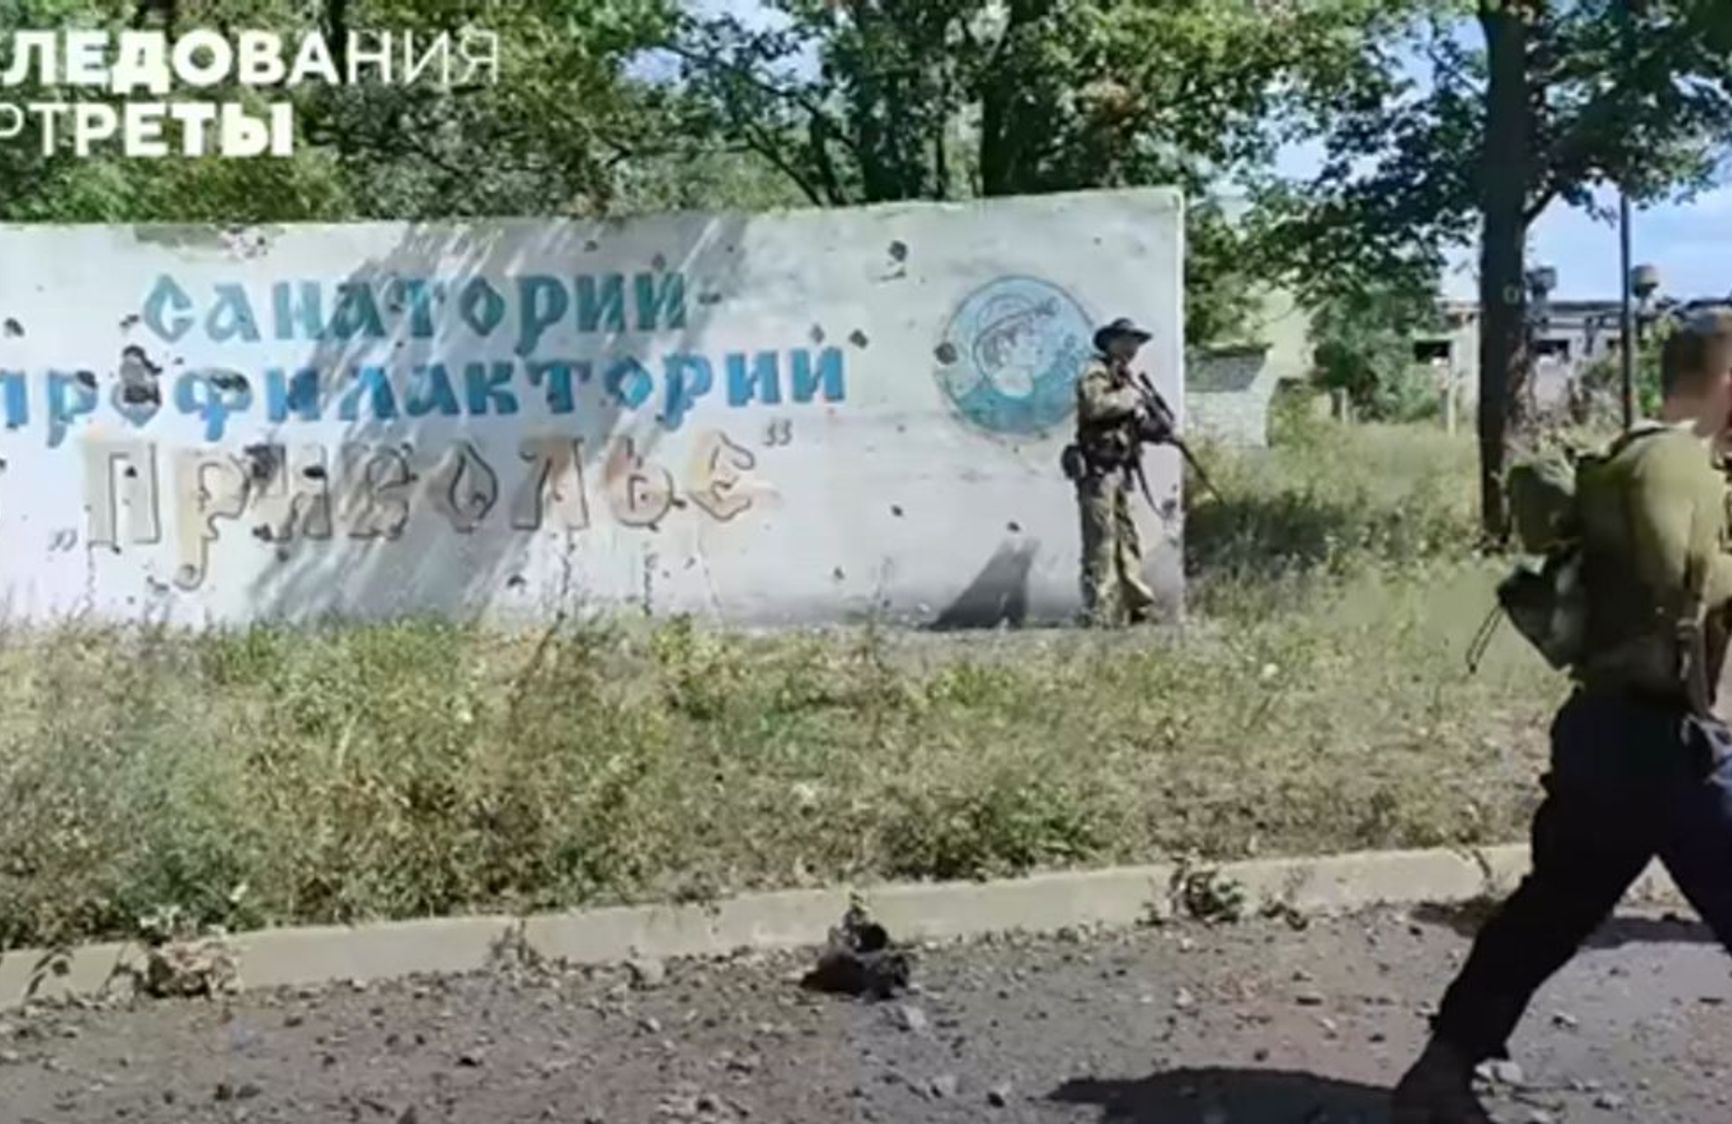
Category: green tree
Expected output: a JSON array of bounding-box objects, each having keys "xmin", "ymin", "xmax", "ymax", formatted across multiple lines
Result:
[
  {"xmin": 673, "ymin": 0, "xmax": 1414, "ymax": 348},
  {"xmin": 1264, "ymin": 1, "xmax": 1732, "ymax": 541},
  {"xmin": 0, "ymin": 0, "xmax": 681, "ymax": 222},
  {"xmin": 1309, "ymin": 278, "xmax": 1445, "ymax": 420},
  {"xmin": 1582, "ymin": 317, "xmax": 1667, "ymax": 421}
]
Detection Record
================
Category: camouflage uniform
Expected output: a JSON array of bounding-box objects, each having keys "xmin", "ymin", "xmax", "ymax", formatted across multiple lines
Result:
[{"xmin": 1073, "ymin": 355, "xmax": 1156, "ymax": 626}]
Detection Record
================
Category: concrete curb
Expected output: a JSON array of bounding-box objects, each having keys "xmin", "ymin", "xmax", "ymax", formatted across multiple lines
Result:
[{"xmin": 0, "ymin": 844, "xmax": 1689, "ymax": 1011}]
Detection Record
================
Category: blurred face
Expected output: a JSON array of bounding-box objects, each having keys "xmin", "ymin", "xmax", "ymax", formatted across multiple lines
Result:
[
  {"xmin": 1704, "ymin": 339, "xmax": 1732, "ymax": 435},
  {"xmin": 1712, "ymin": 368, "xmax": 1732, "ymax": 438},
  {"xmin": 1107, "ymin": 334, "xmax": 1142, "ymax": 362}
]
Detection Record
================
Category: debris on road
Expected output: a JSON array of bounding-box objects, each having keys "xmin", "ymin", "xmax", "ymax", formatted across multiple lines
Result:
[
  {"xmin": 627, "ymin": 957, "xmax": 668, "ymax": 990},
  {"xmin": 801, "ymin": 899, "xmax": 912, "ymax": 999},
  {"xmin": 3, "ymin": 908, "xmax": 1727, "ymax": 1124}
]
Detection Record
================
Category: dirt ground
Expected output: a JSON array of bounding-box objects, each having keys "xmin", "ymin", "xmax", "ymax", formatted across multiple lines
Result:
[{"xmin": 6, "ymin": 905, "xmax": 1732, "ymax": 1123}]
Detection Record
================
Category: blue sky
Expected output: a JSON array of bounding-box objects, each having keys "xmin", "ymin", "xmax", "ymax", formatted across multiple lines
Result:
[
  {"xmin": 1462, "ymin": 183, "xmax": 1732, "ymax": 302},
  {"xmin": 1271, "ymin": 141, "xmax": 1732, "ymax": 303}
]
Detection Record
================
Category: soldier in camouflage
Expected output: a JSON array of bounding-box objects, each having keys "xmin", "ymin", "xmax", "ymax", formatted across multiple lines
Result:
[
  {"xmin": 1393, "ymin": 309, "xmax": 1732, "ymax": 1124},
  {"xmin": 1070, "ymin": 318, "xmax": 1159, "ymax": 627}
]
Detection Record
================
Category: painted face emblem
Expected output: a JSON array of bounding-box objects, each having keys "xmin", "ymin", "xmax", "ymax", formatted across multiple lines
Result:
[{"xmin": 934, "ymin": 276, "xmax": 1092, "ymax": 437}]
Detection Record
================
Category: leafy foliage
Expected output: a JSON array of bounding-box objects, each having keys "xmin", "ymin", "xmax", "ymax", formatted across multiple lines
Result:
[
  {"xmin": 1262, "ymin": 1, "xmax": 1732, "ymax": 535},
  {"xmin": 1269, "ymin": 3, "xmax": 1732, "ymax": 296},
  {"xmin": 0, "ymin": 0, "xmax": 683, "ymax": 222},
  {"xmin": 1309, "ymin": 276, "xmax": 1445, "ymax": 421},
  {"xmin": 1581, "ymin": 318, "xmax": 1668, "ymax": 422},
  {"xmin": 0, "ymin": 1, "xmax": 1462, "ymax": 353},
  {"xmin": 674, "ymin": 0, "xmax": 1416, "ymax": 347}
]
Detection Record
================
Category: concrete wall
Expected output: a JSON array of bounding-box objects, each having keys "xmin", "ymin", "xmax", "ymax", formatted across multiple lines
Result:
[
  {"xmin": 0, "ymin": 188, "xmax": 1185, "ymax": 629},
  {"xmin": 1421, "ymin": 301, "xmax": 1600, "ymax": 415},
  {"xmin": 1187, "ymin": 346, "xmax": 1277, "ymax": 447},
  {"xmin": 1183, "ymin": 285, "xmax": 1312, "ymax": 449}
]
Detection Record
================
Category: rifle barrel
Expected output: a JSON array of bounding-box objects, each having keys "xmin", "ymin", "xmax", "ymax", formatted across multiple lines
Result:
[
  {"xmin": 1131, "ymin": 371, "xmax": 1222, "ymax": 502},
  {"xmin": 1173, "ymin": 440, "xmax": 1222, "ymax": 502}
]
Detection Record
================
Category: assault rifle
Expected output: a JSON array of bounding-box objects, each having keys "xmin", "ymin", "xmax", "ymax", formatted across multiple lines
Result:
[{"xmin": 1130, "ymin": 371, "xmax": 1222, "ymax": 506}]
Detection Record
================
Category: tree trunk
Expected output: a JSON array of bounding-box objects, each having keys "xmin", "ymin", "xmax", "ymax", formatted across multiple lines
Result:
[
  {"xmin": 978, "ymin": 75, "xmax": 1012, "ymax": 195},
  {"xmin": 1475, "ymin": 3, "xmax": 1534, "ymax": 546}
]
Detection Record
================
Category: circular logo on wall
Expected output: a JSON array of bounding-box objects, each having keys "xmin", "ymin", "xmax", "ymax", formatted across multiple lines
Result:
[{"xmin": 934, "ymin": 276, "xmax": 1094, "ymax": 437}]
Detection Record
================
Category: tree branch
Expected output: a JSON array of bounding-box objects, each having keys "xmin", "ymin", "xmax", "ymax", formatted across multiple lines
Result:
[
  {"xmin": 1530, "ymin": 13, "xmax": 1699, "ymax": 208},
  {"xmin": 737, "ymin": 118, "xmax": 828, "ymax": 206},
  {"xmin": 807, "ymin": 112, "xmax": 850, "ymax": 204},
  {"xmin": 1522, "ymin": 185, "xmax": 1558, "ymax": 226},
  {"xmin": 661, "ymin": 39, "xmax": 834, "ymax": 126},
  {"xmin": 1426, "ymin": 33, "xmax": 1478, "ymax": 94}
]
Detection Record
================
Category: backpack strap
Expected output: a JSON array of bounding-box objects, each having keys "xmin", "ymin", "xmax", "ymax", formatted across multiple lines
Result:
[
  {"xmin": 1465, "ymin": 601, "xmax": 1503, "ymax": 674},
  {"xmin": 1471, "ymin": 424, "xmax": 1682, "ymax": 678},
  {"xmin": 1596, "ymin": 420, "xmax": 1671, "ymax": 462}
]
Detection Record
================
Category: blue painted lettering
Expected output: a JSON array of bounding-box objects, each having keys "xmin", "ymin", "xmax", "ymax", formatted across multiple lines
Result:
[
  {"xmin": 661, "ymin": 354, "xmax": 712, "ymax": 429},
  {"xmin": 331, "ymin": 282, "xmax": 387, "ymax": 340},
  {"xmin": 726, "ymin": 352, "xmax": 781, "ymax": 406},
  {"xmin": 526, "ymin": 360, "xmax": 580, "ymax": 414},
  {"xmin": 206, "ymin": 283, "xmax": 262, "ymax": 343},
  {"xmin": 265, "ymin": 368, "xmax": 322, "ymax": 422},
  {"xmin": 791, "ymin": 347, "xmax": 846, "ymax": 403},
  {"xmin": 142, "ymin": 274, "xmax": 195, "ymax": 344},
  {"xmin": 516, "ymin": 276, "xmax": 569, "ymax": 357},
  {"xmin": 394, "ymin": 279, "xmax": 440, "ymax": 338},
  {"xmin": 176, "ymin": 370, "xmax": 253, "ymax": 442},
  {"xmin": 47, "ymin": 371, "xmax": 98, "ymax": 448},
  {"xmin": 339, "ymin": 366, "xmax": 398, "ymax": 421},
  {"xmin": 404, "ymin": 363, "xmax": 461, "ymax": 417},
  {"xmin": 458, "ymin": 279, "xmax": 505, "ymax": 337},
  {"xmin": 634, "ymin": 271, "xmax": 685, "ymax": 332},
  {"xmin": 463, "ymin": 361, "xmax": 517, "ymax": 415},
  {"xmin": 577, "ymin": 273, "xmax": 626, "ymax": 333},
  {"xmin": 604, "ymin": 357, "xmax": 653, "ymax": 408},
  {"xmin": 0, "ymin": 371, "xmax": 28, "ymax": 428},
  {"xmin": 273, "ymin": 281, "xmax": 326, "ymax": 341}
]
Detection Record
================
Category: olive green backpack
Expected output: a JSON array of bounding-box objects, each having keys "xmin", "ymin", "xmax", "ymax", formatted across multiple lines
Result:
[{"xmin": 1469, "ymin": 426, "xmax": 1667, "ymax": 673}]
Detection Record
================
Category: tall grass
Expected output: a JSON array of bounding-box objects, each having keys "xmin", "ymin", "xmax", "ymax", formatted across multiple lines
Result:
[{"xmin": 0, "ymin": 417, "xmax": 1562, "ymax": 951}]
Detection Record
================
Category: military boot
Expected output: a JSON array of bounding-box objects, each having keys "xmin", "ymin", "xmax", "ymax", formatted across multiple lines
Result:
[{"xmin": 1390, "ymin": 1039, "xmax": 1494, "ymax": 1124}]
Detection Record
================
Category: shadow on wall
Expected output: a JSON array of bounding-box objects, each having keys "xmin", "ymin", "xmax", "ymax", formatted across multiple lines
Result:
[
  {"xmin": 928, "ymin": 539, "xmax": 1039, "ymax": 631},
  {"xmin": 1051, "ymin": 1068, "xmax": 1390, "ymax": 1122},
  {"xmin": 122, "ymin": 214, "xmax": 755, "ymax": 626}
]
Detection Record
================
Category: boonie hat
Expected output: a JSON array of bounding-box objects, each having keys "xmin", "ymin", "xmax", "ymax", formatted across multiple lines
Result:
[{"xmin": 1093, "ymin": 317, "xmax": 1153, "ymax": 353}]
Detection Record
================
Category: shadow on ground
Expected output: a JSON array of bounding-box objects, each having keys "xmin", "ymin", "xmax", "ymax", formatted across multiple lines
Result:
[
  {"xmin": 1409, "ymin": 901, "xmax": 1715, "ymax": 948},
  {"xmin": 1052, "ymin": 1067, "xmax": 1389, "ymax": 1122}
]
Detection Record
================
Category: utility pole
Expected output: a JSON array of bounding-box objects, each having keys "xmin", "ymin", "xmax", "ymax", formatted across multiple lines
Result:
[
  {"xmin": 1526, "ymin": 265, "xmax": 1556, "ymax": 419},
  {"xmin": 1618, "ymin": 0, "xmax": 1638, "ymax": 427},
  {"xmin": 1620, "ymin": 197, "xmax": 1636, "ymax": 427},
  {"xmin": 1633, "ymin": 263, "xmax": 1660, "ymax": 344}
]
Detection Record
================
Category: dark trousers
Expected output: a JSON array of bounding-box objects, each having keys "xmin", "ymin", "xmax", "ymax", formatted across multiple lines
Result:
[{"xmin": 1433, "ymin": 688, "xmax": 1732, "ymax": 1062}]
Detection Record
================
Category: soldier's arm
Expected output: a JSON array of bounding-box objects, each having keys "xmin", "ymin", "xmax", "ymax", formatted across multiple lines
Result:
[
  {"xmin": 1627, "ymin": 438, "xmax": 1732, "ymax": 608},
  {"xmin": 1076, "ymin": 371, "xmax": 1141, "ymax": 426}
]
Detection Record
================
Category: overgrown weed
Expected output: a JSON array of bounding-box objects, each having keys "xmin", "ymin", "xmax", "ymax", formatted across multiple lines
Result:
[{"xmin": 0, "ymin": 420, "xmax": 1560, "ymax": 950}]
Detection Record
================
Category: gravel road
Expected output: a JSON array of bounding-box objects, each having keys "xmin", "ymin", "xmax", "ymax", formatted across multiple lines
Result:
[{"xmin": 4, "ymin": 906, "xmax": 1730, "ymax": 1123}]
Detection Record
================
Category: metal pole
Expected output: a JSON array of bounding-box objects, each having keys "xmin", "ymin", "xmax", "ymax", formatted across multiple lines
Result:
[
  {"xmin": 1620, "ymin": 193, "xmax": 1636, "ymax": 427},
  {"xmin": 1618, "ymin": 0, "xmax": 1637, "ymax": 428}
]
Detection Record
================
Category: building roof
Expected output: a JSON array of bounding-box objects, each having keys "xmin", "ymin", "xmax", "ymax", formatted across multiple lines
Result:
[{"xmin": 1437, "ymin": 294, "xmax": 1732, "ymax": 316}]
